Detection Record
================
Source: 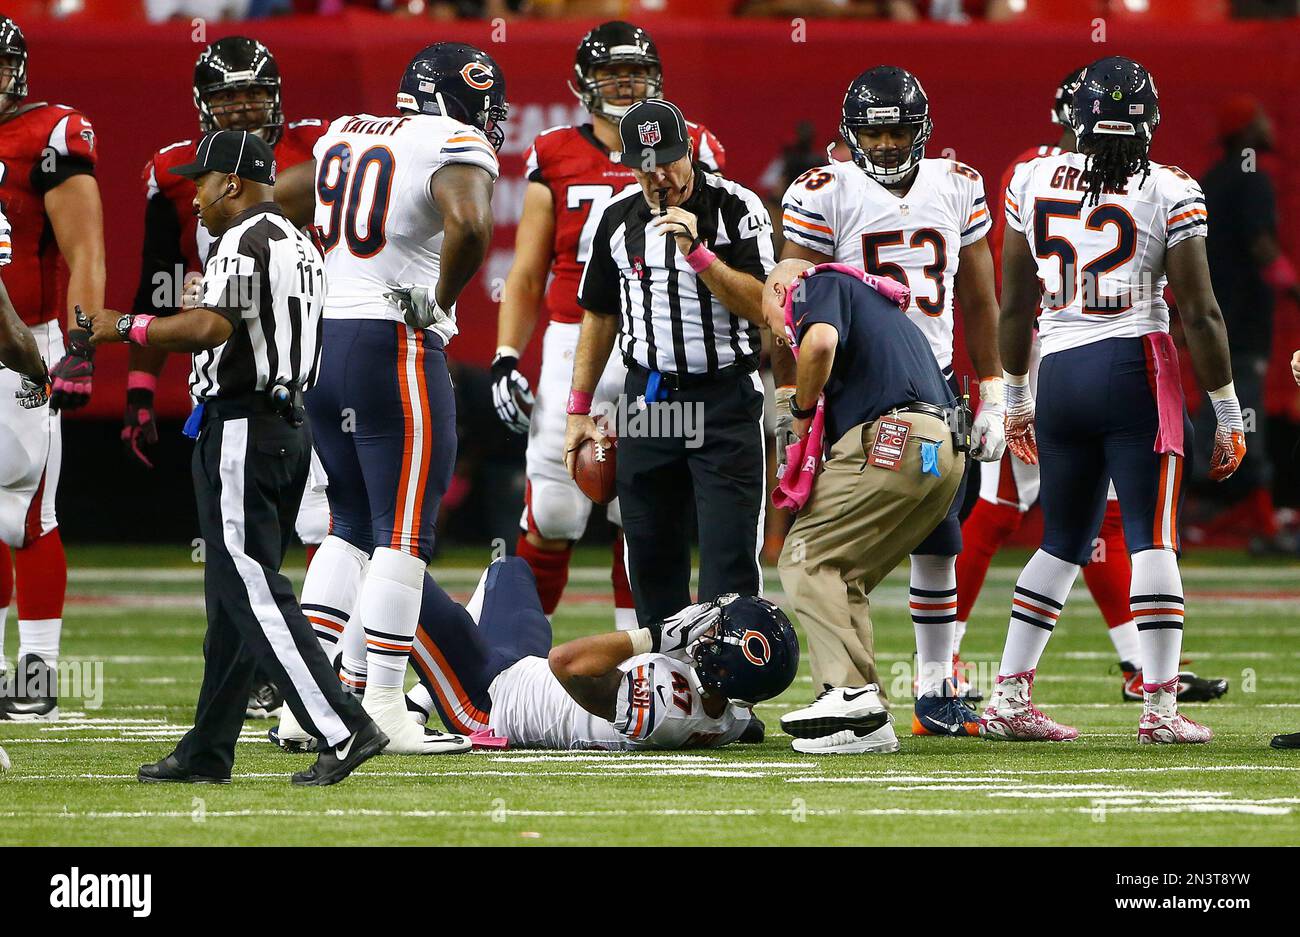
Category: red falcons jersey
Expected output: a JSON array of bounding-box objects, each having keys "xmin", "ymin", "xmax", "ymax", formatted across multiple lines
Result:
[
  {"xmin": 524, "ymin": 121, "xmax": 725, "ymax": 325},
  {"xmin": 133, "ymin": 118, "xmax": 325, "ymax": 315},
  {"xmin": 0, "ymin": 102, "xmax": 99, "ymax": 326},
  {"xmin": 991, "ymin": 143, "xmax": 1064, "ymax": 282}
]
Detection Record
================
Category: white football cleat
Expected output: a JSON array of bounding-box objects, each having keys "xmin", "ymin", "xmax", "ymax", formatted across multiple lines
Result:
[
  {"xmin": 791, "ymin": 716, "xmax": 899, "ymax": 754},
  {"xmin": 978, "ymin": 670, "xmax": 1078, "ymax": 742},
  {"xmin": 781, "ymin": 684, "xmax": 890, "ymax": 739},
  {"xmin": 363, "ymin": 685, "xmax": 471, "ymax": 755},
  {"xmin": 269, "ymin": 704, "xmax": 317, "ymax": 753},
  {"xmin": 1138, "ymin": 678, "xmax": 1212, "ymax": 744}
]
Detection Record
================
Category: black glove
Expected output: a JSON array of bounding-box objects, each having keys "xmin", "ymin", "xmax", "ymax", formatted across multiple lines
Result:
[
  {"xmin": 48, "ymin": 328, "xmax": 95, "ymax": 413},
  {"xmin": 491, "ymin": 352, "xmax": 534, "ymax": 434},
  {"xmin": 122, "ymin": 386, "xmax": 159, "ymax": 468}
]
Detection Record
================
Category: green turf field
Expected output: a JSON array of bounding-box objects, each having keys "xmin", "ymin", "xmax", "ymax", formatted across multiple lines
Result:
[{"xmin": 2, "ymin": 544, "xmax": 1298, "ymax": 846}]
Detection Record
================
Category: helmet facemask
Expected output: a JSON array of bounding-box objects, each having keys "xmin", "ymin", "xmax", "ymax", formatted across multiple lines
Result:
[
  {"xmin": 196, "ymin": 79, "xmax": 283, "ymax": 146},
  {"xmin": 0, "ymin": 50, "xmax": 27, "ymax": 112},
  {"xmin": 572, "ymin": 56, "xmax": 662, "ymax": 123},
  {"xmin": 842, "ymin": 116, "xmax": 931, "ymax": 185}
]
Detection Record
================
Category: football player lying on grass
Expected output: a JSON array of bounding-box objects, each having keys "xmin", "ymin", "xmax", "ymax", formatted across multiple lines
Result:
[{"xmin": 272, "ymin": 558, "xmax": 797, "ymax": 752}]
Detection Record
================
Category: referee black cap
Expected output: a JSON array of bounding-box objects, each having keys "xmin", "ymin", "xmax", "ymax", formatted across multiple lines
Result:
[
  {"xmin": 618, "ymin": 99, "xmax": 690, "ymax": 168},
  {"xmin": 171, "ymin": 129, "xmax": 277, "ymax": 184}
]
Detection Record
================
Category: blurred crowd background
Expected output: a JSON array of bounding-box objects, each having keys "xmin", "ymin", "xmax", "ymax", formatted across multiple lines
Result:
[
  {"xmin": 11, "ymin": 3, "xmax": 1300, "ymax": 560},
  {"xmin": 12, "ymin": 0, "xmax": 1300, "ymax": 24}
]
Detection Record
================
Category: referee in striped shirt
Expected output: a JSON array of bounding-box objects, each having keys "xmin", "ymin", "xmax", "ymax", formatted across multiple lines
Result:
[
  {"xmin": 87, "ymin": 131, "xmax": 385, "ymax": 786},
  {"xmin": 564, "ymin": 100, "xmax": 775, "ymax": 625}
]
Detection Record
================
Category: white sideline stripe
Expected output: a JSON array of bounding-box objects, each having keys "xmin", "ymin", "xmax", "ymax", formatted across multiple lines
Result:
[
  {"xmin": 0, "ymin": 803, "xmax": 1287, "ymax": 819},
  {"xmin": 216, "ymin": 419, "xmax": 347, "ymax": 745}
]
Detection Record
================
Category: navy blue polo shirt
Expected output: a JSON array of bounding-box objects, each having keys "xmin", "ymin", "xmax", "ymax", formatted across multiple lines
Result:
[{"xmin": 792, "ymin": 270, "xmax": 954, "ymax": 444}]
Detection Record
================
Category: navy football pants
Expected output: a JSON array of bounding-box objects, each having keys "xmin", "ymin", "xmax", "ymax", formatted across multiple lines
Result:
[
  {"xmin": 307, "ymin": 319, "xmax": 456, "ymax": 562},
  {"xmin": 1037, "ymin": 336, "xmax": 1192, "ymax": 565},
  {"xmin": 408, "ymin": 558, "xmax": 552, "ymax": 734}
]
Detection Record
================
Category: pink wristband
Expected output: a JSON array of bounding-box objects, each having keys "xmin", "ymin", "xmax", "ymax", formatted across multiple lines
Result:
[
  {"xmin": 129, "ymin": 314, "xmax": 155, "ymax": 346},
  {"xmin": 567, "ymin": 390, "xmax": 593, "ymax": 415},
  {"xmin": 126, "ymin": 370, "xmax": 158, "ymax": 393},
  {"xmin": 684, "ymin": 243, "xmax": 717, "ymax": 274}
]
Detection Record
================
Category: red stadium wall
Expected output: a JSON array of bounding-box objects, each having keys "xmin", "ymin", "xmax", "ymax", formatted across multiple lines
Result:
[{"xmin": 20, "ymin": 13, "xmax": 1300, "ymax": 420}]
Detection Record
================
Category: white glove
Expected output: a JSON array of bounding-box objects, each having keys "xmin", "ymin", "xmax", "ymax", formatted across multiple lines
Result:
[
  {"xmin": 970, "ymin": 377, "xmax": 1007, "ymax": 462},
  {"xmin": 15, "ymin": 370, "xmax": 50, "ymax": 409},
  {"xmin": 1003, "ymin": 373, "xmax": 1037, "ymax": 465},
  {"xmin": 491, "ymin": 350, "xmax": 534, "ymax": 434},
  {"xmin": 651, "ymin": 601, "xmax": 723, "ymax": 660},
  {"xmin": 385, "ymin": 284, "xmax": 458, "ymax": 342}
]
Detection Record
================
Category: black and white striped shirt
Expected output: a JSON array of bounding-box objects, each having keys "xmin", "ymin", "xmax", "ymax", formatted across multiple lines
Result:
[
  {"xmin": 577, "ymin": 169, "xmax": 774, "ymax": 375},
  {"xmin": 189, "ymin": 203, "xmax": 326, "ymax": 401}
]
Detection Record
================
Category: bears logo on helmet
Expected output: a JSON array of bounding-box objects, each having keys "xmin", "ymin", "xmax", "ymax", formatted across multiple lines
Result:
[
  {"xmin": 691, "ymin": 596, "xmax": 799, "ymax": 706},
  {"xmin": 398, "ymin": 43, "xmax": 510, "ymax": 152}
]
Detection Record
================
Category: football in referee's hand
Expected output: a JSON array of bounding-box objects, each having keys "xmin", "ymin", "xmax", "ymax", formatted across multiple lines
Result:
[{"xmin": 574, "ymin": 435, "xmax": 617, "ymax": 505}]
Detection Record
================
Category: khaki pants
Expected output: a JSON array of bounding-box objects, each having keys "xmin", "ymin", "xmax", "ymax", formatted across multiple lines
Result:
[{"xmin": 778, "ymin": 412, "xmax": 965, "ymax": 697}]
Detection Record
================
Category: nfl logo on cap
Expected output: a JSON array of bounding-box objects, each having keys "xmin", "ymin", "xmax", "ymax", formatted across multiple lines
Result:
[{"xmin": 638, "ymin": 121, "xmax": 662, "ymax": 147}]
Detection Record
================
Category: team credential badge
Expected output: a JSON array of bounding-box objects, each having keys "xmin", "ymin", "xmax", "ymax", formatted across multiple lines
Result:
[{"xmin": 638, "ymin": 121, "xmax": 661, "ymax": 147}]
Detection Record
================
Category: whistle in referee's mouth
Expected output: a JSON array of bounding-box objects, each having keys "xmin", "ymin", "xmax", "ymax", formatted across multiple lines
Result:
[{"xmin": 655, "ymin": 187, "xmax": 669, "ymax": 218}]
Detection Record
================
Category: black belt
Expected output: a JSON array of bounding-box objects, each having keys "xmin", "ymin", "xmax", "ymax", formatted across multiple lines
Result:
[
  {"xmin": 887, "ymin": 401, "xmax": 950, "ymax": 424},
  {"xmin": 201, "ymin": 384, "xmax": 305, "ymax": 427},
  {"xmin": 625, "ymin": 357, "xmax": 756, "ymax": 391}
]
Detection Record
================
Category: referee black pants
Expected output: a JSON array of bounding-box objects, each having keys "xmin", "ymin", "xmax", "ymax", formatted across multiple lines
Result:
[
  {"xmin": 616, "ymin": 365, "xmax": 766, "ymax": 626},
  {"xmin": 172, "ymin": 402, "xmax": 369, "ymax": 778}
]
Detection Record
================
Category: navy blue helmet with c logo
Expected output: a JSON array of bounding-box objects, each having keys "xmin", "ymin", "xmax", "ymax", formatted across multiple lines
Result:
[
  {"xmin": 691, "ymin": 596, "xmax": 799, "ymax": 706},
  {"xmin": 840, "ymin": 65, "xmax": 932, "ymax": 184},
  {"xmin": 397, "ymin": 42, "xmax": 510, "ymax": 152}
]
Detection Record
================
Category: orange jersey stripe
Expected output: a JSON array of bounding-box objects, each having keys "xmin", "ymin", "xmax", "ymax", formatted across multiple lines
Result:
[
  {"xmin": 1167, "ymin": 209, "xmax": 1206, "ymax": 227},
  {"xmin": 966, "ymin": 207, "xmax": 988, "ymax": 224},
  {"xmin": 782, "ymin": 213, "xmax": 833, "ymax": 236},
  {"xmin": 1153, "ymin": 454, "xmax": 1170, "ymax": 550},
  {"xmin": 407, "ymin": 337, "xmax": 434, "ymax": 552},
  {"xmin": 366, "ymin": 638, "xmax": 411, "ymax": 652},
  {"xmin": 910, "ymin": 601, "xmax": 958, "ymax": 611}
]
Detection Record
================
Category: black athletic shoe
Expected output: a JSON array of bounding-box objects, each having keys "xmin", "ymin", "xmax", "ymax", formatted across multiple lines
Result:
[
  {"xmin": 0, "ymin": 653, "xmax": 59, "ymax": 722},
  {"xmin": 291, "ymin": 720, "xmax": 388, "ymax": 787},
  {"xmin": 138, "ymin": 754, "xmax": 231, "ymax": 784},
  {"xmin": 738, "ymin": 715, "xmax": 765, "ymax": 744},
  {"xmin": 1119, "ymin": 661, "xmax": 1229, "ymax": 703},
  {"xmin": 246, "ymin": 678, "xmax": 284, "ymax": 719},
  {"xmin": 1270, "ymin": 731, "xmax": 1300, "ymax": 750}
]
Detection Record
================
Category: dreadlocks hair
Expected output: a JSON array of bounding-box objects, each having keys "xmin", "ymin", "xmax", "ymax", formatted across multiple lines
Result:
[{"xmin": 1080, "ymin": 135, "xmax": 1151, "ymax": 206}]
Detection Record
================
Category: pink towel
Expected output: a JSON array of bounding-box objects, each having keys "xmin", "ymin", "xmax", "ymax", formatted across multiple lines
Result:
[
  {"xmin": 772, "ymin": 265, "xmax": 911, "ymax": 511},
  {"xmin": 1143, "ymin": 331, "xmax": 1186, "ymax": 457}
]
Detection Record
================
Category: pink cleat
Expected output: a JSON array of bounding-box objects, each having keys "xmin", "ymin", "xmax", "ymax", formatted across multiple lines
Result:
[
  {"xmin": 978, "ymin": 670, "xmax": 1079, "ymax": 742},
  {"xmin": 1138, "ymin": 678, "xmax": 1212, "ymax": 744}
]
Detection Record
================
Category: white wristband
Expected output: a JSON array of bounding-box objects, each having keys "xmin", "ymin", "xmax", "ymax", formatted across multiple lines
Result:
[
  {"xmin": 628, "ymin": 628, "xmax": 654, "ymax": 657},
  {"xmin": 978, "ymin": 376, "xmax": 1005, "ymax": 407},
  {"xmin": 1208, "ymin": 381, "xmax": 1236, "ymax": 402},
  {"xmin": 1003, "ymin": 371, "xmax": 1029, "ymax": 387},
  {"xmin": 495, "ymin": 345, "xmax": 520, "ymax": 361}
]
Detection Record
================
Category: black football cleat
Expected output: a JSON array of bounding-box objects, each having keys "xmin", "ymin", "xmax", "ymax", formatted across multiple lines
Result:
[
  {"xmin": 291, "ymin": 720, "xmax": 388, "ymax": 787},
  {"xmin": 138, "ymin": 753, "xmax": 231, "ymax": 784},
  {"xmin": 738, "ymin": 715, "xmax": 765, "ymax": 744},
  {"xmin": 1270, "ymin": 731, "xmax": 1300, "ymax": 750},
  {"xmin": 1119, "ymin": 662, "xmax": 1228, "ymax": 703},
  {"xmin": 245, "ymin": 678, "xmax": 284, "ymax": 719},
  {"xmin": 0, "ymin": 653, "xmax": 59, "ymax": 722}
]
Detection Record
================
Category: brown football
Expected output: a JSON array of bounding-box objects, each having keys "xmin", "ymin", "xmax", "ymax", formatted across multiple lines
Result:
[{"xmin": 574, "ymin": 435, "xmax": 617, "ymax": 505}]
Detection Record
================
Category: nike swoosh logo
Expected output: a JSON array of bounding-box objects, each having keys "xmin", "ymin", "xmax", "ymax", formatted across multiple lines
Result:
[
  {"xmin": 841, "ymin": 689, "xmax": 874, "ymax": 702},
  {"xmin": 335, "ymin": 736, "xmax": 355, "ymax": 759},
  {"xmin": 924, "ymin": 716, "xmax": 962, "ymax": 734},
  {"xmin": 656, "ymin": 685, "xmax": 667, "ymax": 706}
]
